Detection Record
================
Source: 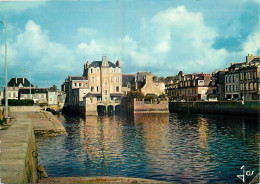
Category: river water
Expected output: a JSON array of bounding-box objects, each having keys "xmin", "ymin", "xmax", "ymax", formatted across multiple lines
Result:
[{"xmin": 36, "ymin": 113, "xmax": 259, "ymax": 183}]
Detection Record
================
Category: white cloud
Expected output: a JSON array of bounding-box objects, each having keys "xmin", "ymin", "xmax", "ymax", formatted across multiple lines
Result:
[
  {"xmin": 0, "ymin": 20, "xmax": 78, "ymax": 87},
  {"xmin": 73, "ymin": 6, "xmax": 230, "ymax": 75},
  {"xmin": 242, "ymin": 31, "xmax": 260, "ymax": 56},
  {"xmin": 0, "ymin": 1, "xmax": 46, "ymax": 13}
]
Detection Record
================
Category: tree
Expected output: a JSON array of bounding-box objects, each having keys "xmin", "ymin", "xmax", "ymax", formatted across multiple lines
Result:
[
  {"xmin": 159, "ymin": 93, "xmax": 166, "ymax": 98},
  {"xmin": 127, "ymin": 90, "xmax": 144, "ymax": 100}
]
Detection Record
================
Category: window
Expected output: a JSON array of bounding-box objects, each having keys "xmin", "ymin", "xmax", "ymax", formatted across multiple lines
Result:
[
  {"xmin": 74, "ymin": 83, "xmax": 77, "ymax": 87},
  {"xmin": 232, "ymin": 85, "xmax": 235, "ymax": 92},
  {"xmin": 240, "ymin": 84, "xmax": 242, "ymax": 90},
  {"xmin": 240, "ymin": 73, "xmax": 242, "ymax": 80},
  {"xmin": 254, "ymin": 83, "xmax": 257, "ymax": 90},
  {"xmin": 105, "ymin": 79, "xmax": 108, "ymax": 85},
  {"xmin": 91, "ymin": 87, "xmax": 94, "ymax": 92},
  {"xmin": 254, "ymin": 72, "xmax": 257, "ymax": 79},
  {"xmin": 229, "ymin": 85, "xmax": 231, "ymax": 91},
  {"xmin": 116, "ymin": 77, "xmax": 119, "ymax": 82},
  {"xmin": 97, "ymin": 68, "xmax": 99, "ymax": 73},
  {"xmin": 105, "ymin": 90, "xmax": 107, "ymax": 95},
  {"xmin": 92, "ymin": 77, "xmax": 94, "ymax": 83},
  {"xmin": 232, "ymin": 76, "xmax": 234, "ymax": 83},
  {"xmin": 79, "ymin": 83, "xmax": 81, "ymax": 87},
  {"xmin": 97, "ymin": 86, "xmax": 99, "ymax": 92},
  {"xmin": 91, "ymin": 68, "xmax": 93, "ymax": 73},
  {"xmin": 116, "ymin": 86, "xmax": 119, "ymax": 92},
  {"xmin": 8, "ymin": 92, "xmax": 11, "ymax": 97},
  {"xmin": 248, "ymin": 72, "xmax": 251, "ymax": 80},
  {"xmin": 90, "ymin": 98, "xmax": 92, "ymax": 103},
  {"xmin": 250, "ymin": 83, "xmax": 253, "ymax": 90},
  {"xmin": 229, "ymin": 76, "xmax": 231, "ymax": 82}
]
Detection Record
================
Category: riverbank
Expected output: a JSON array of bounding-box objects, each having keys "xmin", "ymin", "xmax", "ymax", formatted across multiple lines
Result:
[{"xmin": 169, "ymin": 101, "xmax": 260, "ymax": 116}]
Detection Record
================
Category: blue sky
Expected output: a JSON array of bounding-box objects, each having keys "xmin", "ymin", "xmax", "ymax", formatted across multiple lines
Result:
[{"xmin": 0, "ymin": 0, "xmax": 259, "ymax": 88}]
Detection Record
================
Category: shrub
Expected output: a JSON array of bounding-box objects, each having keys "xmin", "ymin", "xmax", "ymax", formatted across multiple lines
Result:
[
  {"xmin": 127, "ymin": 90, "xmax": 144, "ymax": 100},
  {"xmin": 159, "ymin": 93, "xmax": 166, "ymax": 98},
  {"xmin": 144, "ymin": 95, "xmax": 155, "ymax": 102},
  {"xmin": 1, "ymin": 99, "xmax": 34, "ymax": 106}
]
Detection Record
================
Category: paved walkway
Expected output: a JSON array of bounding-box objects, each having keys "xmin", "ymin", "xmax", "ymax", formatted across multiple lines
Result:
[{"xmin": 10, "ymin": 111, "xmax": 67, "ymax": 135}]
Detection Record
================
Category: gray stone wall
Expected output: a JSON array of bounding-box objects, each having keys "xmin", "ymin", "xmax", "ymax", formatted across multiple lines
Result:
[
  {"xmin": 0, "ymin": 120, "xmax": 38, "ymax": 183},
  {"xmin": 169, "ymin": 101, "xmax": 260, "ymax": 116}
]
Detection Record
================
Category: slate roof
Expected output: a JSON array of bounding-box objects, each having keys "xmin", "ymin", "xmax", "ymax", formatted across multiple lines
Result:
[
  {"xmin": 8, "ymin": 78, "xmax": 34, "ymax": 87},
  {"xmin": 136, "ymin": 72, "xmax": 147, "ymax": 82},
  {"xmin": 19, "ymin": 88, "xmax": 48, "ymax": 94},
  {"xmin": 249, "ymin": 57, "xmax": 260, "ymax": 64},
  {"xmin": 69, "ymin": 76, "xmax": 87, "ymax": 80},
  {"xmin": 122, "ymin": 74, "xmax": 136, "ymax": 85},
  {"xmin": 89, "ymin": 61, "xmax": 117, "ymax": 68}
]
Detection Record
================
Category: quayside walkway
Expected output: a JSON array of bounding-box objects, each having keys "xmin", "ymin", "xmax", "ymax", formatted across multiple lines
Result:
[{"xmin": 11, "ymin": 111, "xmax": 67, "ymax": 135}]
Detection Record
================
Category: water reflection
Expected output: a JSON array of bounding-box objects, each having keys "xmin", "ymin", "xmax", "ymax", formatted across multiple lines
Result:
[{"xmin": 36, "ymin": 113, "xmax": 259, "ymax": 183}]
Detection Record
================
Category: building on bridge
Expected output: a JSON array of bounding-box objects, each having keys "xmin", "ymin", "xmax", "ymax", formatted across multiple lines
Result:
[{"xmin": 62, "ymin": 56, "xmax": 123, "ymax": 115}]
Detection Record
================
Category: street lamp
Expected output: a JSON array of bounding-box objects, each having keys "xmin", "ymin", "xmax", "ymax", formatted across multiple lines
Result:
[
  {"xmin": 0, "ymin": 17, "xmax": 8, "ymax": 119},
  {"xmin": 21, "ymin": 68, "xmax": 32, "ymax": 99}
]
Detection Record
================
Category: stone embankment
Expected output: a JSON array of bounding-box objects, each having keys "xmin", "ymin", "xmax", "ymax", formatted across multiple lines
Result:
[
  {"xmin": 169, "ymin": 101, "xmax": 260, "ymax": 116},
  {"xmin": 0, "ymin": 107, "xmax": 67, "ymax": 183},
  {"xmin": 11, "ymin": 111, "xmax": 67, "ymax": 136},
  {"xmin": 0, "ymin": 119, "xmax": 38, "ymax": 183}
]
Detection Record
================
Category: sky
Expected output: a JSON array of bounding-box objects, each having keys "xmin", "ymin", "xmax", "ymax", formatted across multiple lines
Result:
[{"xmin": 0, "ymin": 0, "xmax": 259, "ymax": 88}]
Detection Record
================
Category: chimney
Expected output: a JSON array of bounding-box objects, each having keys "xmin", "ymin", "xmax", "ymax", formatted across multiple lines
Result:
[
  {"xmin": 116, "ymin": 60, "xmax": 121, "ymax": 67},
  {"xmin": 86, "ymin": 61, "xmax": 89, "ymax": 68},
  {"xmin": 36, "ymin": 84, "xmax": 38, "ymax": 89},
  {"xmin": 22, "ymin": 77, "xmax": 24, "ymax": 84},
  {"xmin": 15, "ymin": 77, "xmax": 17, "ymax": 84}
]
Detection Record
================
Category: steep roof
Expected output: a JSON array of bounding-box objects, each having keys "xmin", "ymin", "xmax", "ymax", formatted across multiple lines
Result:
[
  {"xmin": 249, "ymin": 57, "xmax": 260, "ymax": 64},
  {"xmin": 122, "ymin": 74, "xmax": 136, "ymax": 85},
  {"xmin": 8, "ymin": 78, "xmax": 34, "ymax": 87},
  {"xmin": 69, "ymin": 76, "xmax": 87, "ymax": 80},
  {"xmin": 89, "ymin": 61, "xmax": 117, "ymax": 68},
  {"xmin": 136, "ymin": 72, "xmax": 147, "ymax": 82},
  {"xmin": 19, "ymin": 88, "xmax": 48, "ymax": 94}
]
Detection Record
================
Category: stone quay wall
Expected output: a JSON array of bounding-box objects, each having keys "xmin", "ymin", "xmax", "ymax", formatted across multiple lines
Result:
[
  {"xmin": 169, "ymin": 101, "xmax": 260, "ymax": 116},
  {"xmin": 120, "ymin": 98, "xmax": 169, "ymax": 113},
  {"xmin": 0, "ymin": 120, "xmax": 38, "ymax": 183}
]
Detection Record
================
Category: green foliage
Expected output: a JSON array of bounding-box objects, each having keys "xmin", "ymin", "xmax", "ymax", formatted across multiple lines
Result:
[
  {"xmin": 1, "ymin": 99, "xmax": 34, "ymax": 106},
  {"xmin": 144, "ymin": 95, "xmax": 155, "ymax": 101},
  {"xmin": 159, "ymin": 93, "xmax": 166, "ymax": 98},
  {"xmin": 127, "ymin": 90, "xmax": 144, "ymax": 100}
]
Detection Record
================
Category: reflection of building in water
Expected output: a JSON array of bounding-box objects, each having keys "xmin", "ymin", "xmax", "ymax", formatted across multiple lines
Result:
[
  {"xmin": 197, "ymin": 117, "xmax": 209, "ymax": 150},
  {"xmin": 134, "ymin": 113, "xmax": 171, "ymax": 170},
  {"xmin": 79, "ymin": 116, "xmax": 124, "ymax": 167}
]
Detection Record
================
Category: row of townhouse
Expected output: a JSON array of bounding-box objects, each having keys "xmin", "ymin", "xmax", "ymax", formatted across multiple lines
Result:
[
  {"xmin": 0, "ymin": 77, "xmax": 64, "ymax": 105},
  {"xmin": 224, "ymin": 54, "xmax": 260, "ymax": 100},
  {"xmin": 166, "ymin": 54, "xmax": 260, "ymax": 101},
  {"xmin": 166, "ymin": 71, "xmax": 216, "ymax": 101}
]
